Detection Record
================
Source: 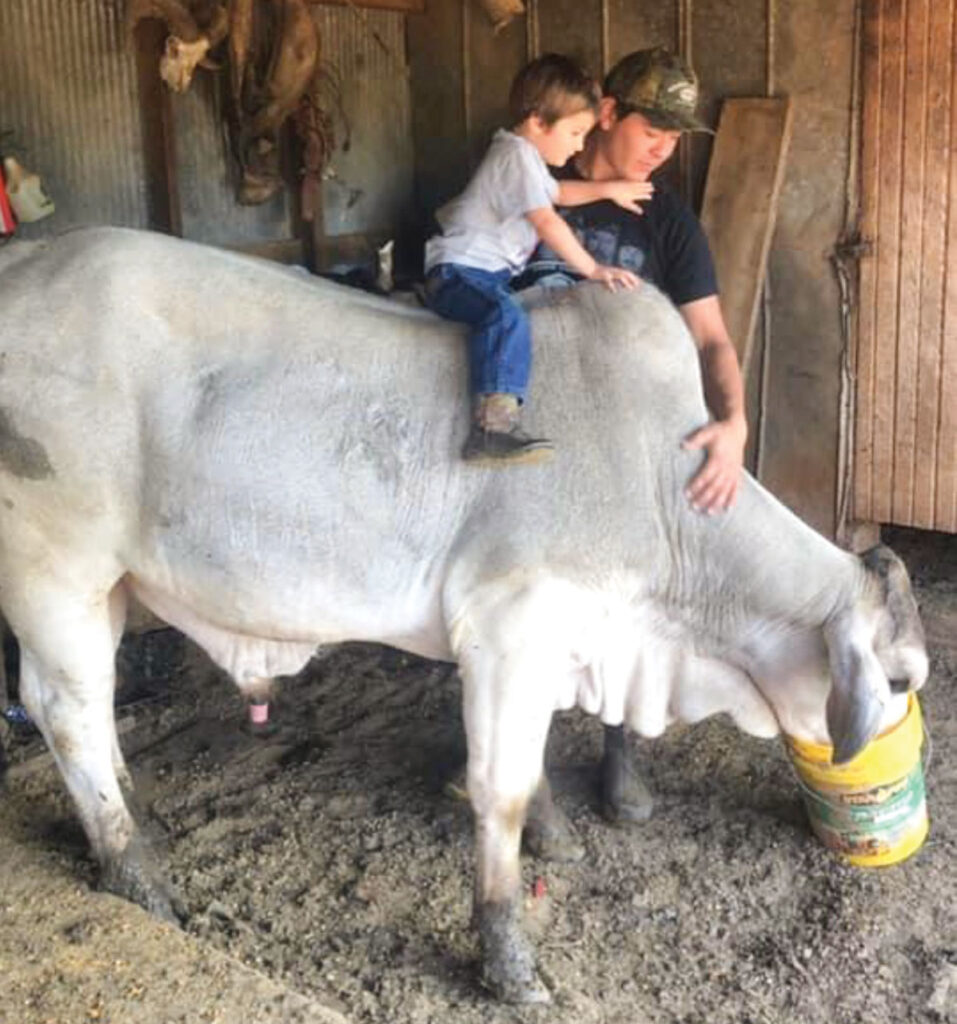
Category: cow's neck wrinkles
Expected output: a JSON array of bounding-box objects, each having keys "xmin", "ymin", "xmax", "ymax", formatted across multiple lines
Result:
[{"xmin": 660, "ymin": 479, "xmax": 863, "ymax": 648}]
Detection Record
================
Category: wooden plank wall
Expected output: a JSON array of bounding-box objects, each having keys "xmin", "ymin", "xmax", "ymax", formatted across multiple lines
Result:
[
  {"xmin": 408, "ymin": 0, "xmax": 774, "ymax": 236},
  {"xmin": 855, "ymin": 0, "xmax": 957, "ymax": 532},
  {"xmin": 409, "ymin": 0, "xmax": 859, "ymax": 539},
  {"xmin": 409, "ymin": 0, "xmax": 689, "ymax": 227}
]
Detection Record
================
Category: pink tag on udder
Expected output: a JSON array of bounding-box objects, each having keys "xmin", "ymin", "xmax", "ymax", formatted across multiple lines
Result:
[{"xmin": 249, "ymin": 701, "xmax": 270, "ymax": 725}]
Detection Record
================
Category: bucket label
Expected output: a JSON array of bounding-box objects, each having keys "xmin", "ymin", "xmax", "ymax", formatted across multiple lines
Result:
[{"xmin": 802, "ymin": 763, "xmax": 926, "ymax": 859}]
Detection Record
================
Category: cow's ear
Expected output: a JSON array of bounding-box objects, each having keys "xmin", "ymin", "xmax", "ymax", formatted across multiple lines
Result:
[{"xmin": 823, "ymin": 611, "xmax": 887, "ymax": 764}]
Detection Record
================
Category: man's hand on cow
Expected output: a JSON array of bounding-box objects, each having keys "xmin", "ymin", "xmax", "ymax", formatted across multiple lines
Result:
[
  {"xmin": 589, "ymin": 264, "xmax": 641, "ymax": 291},
  {"xmin": 602, "ymin": 180, "xmax": 655, "ymax": 215},
  {"xmin": 682, "ymin": 415, "xmax": 747, "ymax": 514}
]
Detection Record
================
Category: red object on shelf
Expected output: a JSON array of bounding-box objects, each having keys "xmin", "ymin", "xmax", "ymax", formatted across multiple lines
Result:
[{"xmin": 0, "ymin": 163, "xmax": 16, "ymax": 234}]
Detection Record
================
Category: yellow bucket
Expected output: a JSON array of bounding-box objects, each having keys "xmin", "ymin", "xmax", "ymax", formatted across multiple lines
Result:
[{"xmin": 784, "ymin": 693, "xmax": 928, "ymax": 867}]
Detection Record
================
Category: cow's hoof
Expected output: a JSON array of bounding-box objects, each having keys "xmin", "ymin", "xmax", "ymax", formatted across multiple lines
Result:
[
  {"xmin": 99, "ymin": 836, "xmax": 185, "ymax": 925},
  {"xmin": 483, "ymin": 967, "xmax": 552, "ymax": 1004},
  {"xmin": 523, "ymin": 812, "xmax": 585, "ymax": 863},
  {"xmin": 600, "ymin": 752, "xmax": 654, "ymax": 826},
  {"xmin": 477, "ymin": 898, "xmax": 551, "ymax": 1004}
]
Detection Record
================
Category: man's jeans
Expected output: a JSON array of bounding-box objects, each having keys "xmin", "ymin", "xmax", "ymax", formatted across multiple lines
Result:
[{"xmin": 425, "ymin": 263, "xmax": 530, "ymax": 401}]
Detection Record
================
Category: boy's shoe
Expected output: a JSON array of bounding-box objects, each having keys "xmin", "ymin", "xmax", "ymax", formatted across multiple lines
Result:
[
  {"xmin": 461, "ymin": 425, "xmax": 554, "ymax": 465},
  {"xmin": 462, "ymin": 393, "xmax": 554, "ymax": 466}
]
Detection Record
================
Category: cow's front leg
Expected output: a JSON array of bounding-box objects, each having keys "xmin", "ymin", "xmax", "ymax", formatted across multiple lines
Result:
[{"xmin": 462, "ymin": 652, "xmax": 554, "ymax": 1004}]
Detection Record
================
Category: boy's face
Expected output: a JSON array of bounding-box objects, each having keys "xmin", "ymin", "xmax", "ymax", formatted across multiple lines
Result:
[{"xmin": 530, "ymin": 109, "xmax": 596, "ymax": 168}]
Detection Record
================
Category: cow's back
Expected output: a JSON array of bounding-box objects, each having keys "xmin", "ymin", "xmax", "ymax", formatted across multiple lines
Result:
[{"xmin": 0, "ymin": 228, "xmax": 713, "ymax": 636}]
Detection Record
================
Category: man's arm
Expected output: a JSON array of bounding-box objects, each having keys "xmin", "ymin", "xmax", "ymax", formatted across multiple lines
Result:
[{"xmin": 678, "ymin": 295, "xmax": 747, "ymax": 513}]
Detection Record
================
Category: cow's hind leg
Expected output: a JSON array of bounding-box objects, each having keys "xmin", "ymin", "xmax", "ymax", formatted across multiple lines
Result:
[
  {"xmin": 523, "ymin": 775, "xmax": 585, "ymax": 862},
  {"xmin": 462, "ymin": 648, "xmax": 554, "ymax": 1004},
  {"xmin": 600, "ymin": 723, "xmax": 654, "ymax": 824},
  {"xmin": 12, "ymin": 583, "xmax": 180, "ymax": 922}
]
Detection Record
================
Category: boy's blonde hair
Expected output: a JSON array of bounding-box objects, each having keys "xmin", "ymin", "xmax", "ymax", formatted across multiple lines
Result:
[{"xmin": 508, "ymin": 54, "xmax": 601, "ymax": 128}]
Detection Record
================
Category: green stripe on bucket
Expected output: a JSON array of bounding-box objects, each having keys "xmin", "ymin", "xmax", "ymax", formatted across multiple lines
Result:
[{"xmin": 802, "ymin": 763, "xmax": 926, "ymax": 847}]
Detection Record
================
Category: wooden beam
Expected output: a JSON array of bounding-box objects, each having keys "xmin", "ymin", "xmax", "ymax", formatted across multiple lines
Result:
[
  {"xmin": 312, "ymin": 230, "xmax": 392, "ymax": 273},
  {"xmin": 853, "ymin": 0, "xmax": 883, "ymax": 524},
  {"xmin": 308, "ymin": 0, "xmax": 424, "ymax": 13},
  {"xmin": 870, "ymin": 0, "xmax": 905, "ymax": 525},
  {"xmin": 132, "ymin": 19, "xmax": 182, "ymax": 236},
  {"xmin": 225, "ymin": 238, "xmax": 306, "ymax": 265},
  {"xmin": 700, "ymin": 96, "xmax": 794, "ymax": 380},
  {"xmin": 840, "ymin": 519, "xmax": 881, "ymax": 554}
]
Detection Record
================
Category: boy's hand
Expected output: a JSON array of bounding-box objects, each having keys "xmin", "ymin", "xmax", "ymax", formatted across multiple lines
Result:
[
  {"xmin": 589, "ymin": 264, "xmax": 640, "ymax": 291},
  {"xmin": 602, "ymin": 180, "xmax": 655, "ymax": 215}
]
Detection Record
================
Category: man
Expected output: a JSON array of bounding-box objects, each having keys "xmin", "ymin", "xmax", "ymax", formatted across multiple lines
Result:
[{"xmin": 518, "ymin": 48, "xmax": 748, "ymax": 825}]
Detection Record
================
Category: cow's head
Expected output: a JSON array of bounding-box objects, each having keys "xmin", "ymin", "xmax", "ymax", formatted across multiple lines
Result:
[{"xmin": 824, "ymin": 545, "xmax": 927, "ymax": 763}]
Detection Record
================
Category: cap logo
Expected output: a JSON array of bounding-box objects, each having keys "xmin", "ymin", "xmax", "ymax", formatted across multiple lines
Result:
[{"xmin": 665, "ymin": 81, "xmax": 697, "ymax": 107}]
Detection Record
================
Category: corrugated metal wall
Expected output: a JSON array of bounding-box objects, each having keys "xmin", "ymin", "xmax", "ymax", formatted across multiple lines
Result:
[
  {"xmin": 315, "ymin": 6, "xmax": 412, "ymax": 238},
  {"xmin": 0, "ymin": 0, "xmax": 413, "ymax": 250},
  {"xmin": 854, "ymin": 0, "xmax": 957, "ymax": 532},
  {"xmin": 0, "ymin": 0, "xmax": 149, "ymax": 233},
  {"xmin": 172, "ymin": 72, "xmax": 293, "ymax": 245}
]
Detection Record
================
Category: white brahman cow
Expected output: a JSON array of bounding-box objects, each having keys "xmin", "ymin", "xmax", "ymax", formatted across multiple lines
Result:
[{"xmin": 0, "ymin": 228, "xmax": 927, "ymax": 1002}]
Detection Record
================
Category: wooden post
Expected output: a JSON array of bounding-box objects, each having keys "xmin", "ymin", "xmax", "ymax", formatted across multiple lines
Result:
[
  {"xmin": 700, "ymin": 97, "xmax": 794, "ymax": 382},
  {"xmin": 132, "ymin": 19, "xmax": 182, "ymax": 235},
  {"xmin": 841, "ymin": 520, "xmax": 881, "ymax": 554}
]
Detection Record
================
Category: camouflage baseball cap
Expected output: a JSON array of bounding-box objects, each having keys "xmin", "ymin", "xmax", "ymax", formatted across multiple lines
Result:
[{"xmin": 603, "ymin": 47, "xmax": 712, "ymax": 132}]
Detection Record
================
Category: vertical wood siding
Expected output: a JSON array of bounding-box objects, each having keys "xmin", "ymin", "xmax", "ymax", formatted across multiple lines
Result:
[
  {"xmin": 409, "ymin": 0, "xmax": 690, "ymax": 211},
  {"xmin": 855, "ymin": 0, "xmax": 957, "ymax": 531}
]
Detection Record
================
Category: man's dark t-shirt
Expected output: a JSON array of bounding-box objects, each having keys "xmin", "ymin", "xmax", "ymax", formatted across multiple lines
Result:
[{"xmin": 515, "ymin": 161, "xmax": 718, "ymax": 307}]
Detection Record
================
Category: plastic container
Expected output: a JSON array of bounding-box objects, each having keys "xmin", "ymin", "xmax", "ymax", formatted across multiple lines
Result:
[
  {"xmin": 785, "ymin": 693, "xmax": 928, "ymax": 867},
  {"xmin": 3, "ymin": 157, "xmax": 55, "ymax": 223}
]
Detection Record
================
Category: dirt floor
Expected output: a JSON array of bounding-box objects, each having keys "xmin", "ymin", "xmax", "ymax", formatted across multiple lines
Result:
[{"xmin": 1, "ymin": 527, "xmax": 955, "ymax": 1024}]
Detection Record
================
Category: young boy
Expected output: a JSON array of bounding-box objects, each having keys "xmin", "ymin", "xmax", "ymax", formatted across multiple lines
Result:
[{"xmin": 424, "ymin": 53, "xmax": 651, "ymax": 465}]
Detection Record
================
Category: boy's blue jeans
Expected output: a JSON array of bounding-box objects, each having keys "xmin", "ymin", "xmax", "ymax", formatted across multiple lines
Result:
[{"xmin": 425, "ymin": 263, "xmax": 530, "ymax": 402}]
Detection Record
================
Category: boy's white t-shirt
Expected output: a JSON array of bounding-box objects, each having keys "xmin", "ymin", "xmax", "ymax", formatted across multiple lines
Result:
[{"xmin": 425, "ymin": 129, "xmax": 559, "ymax": 275}]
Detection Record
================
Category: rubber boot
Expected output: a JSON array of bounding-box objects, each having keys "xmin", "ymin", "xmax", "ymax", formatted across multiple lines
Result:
[{"xmin": 462, "ymin": 393, "xmax": 554, "ymax": 466}]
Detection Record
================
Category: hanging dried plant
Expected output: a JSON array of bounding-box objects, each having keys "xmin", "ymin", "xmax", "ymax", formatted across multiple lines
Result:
[
  {"xmin": 126, "ymin": 0, "xmax": 331, "ymax": 207},
  {"xmin": 473, "ymin": 0, "xmax": 525, "ymax": 34},
  {"xmin": 293, "ymin": 62, "xmax": 348, "ymax": 222}
]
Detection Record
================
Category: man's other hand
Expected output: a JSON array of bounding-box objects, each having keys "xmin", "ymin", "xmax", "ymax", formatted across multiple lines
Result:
[{"xmin": 682, "ymin": 415, "xmax": 747, "ymax": 514}]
